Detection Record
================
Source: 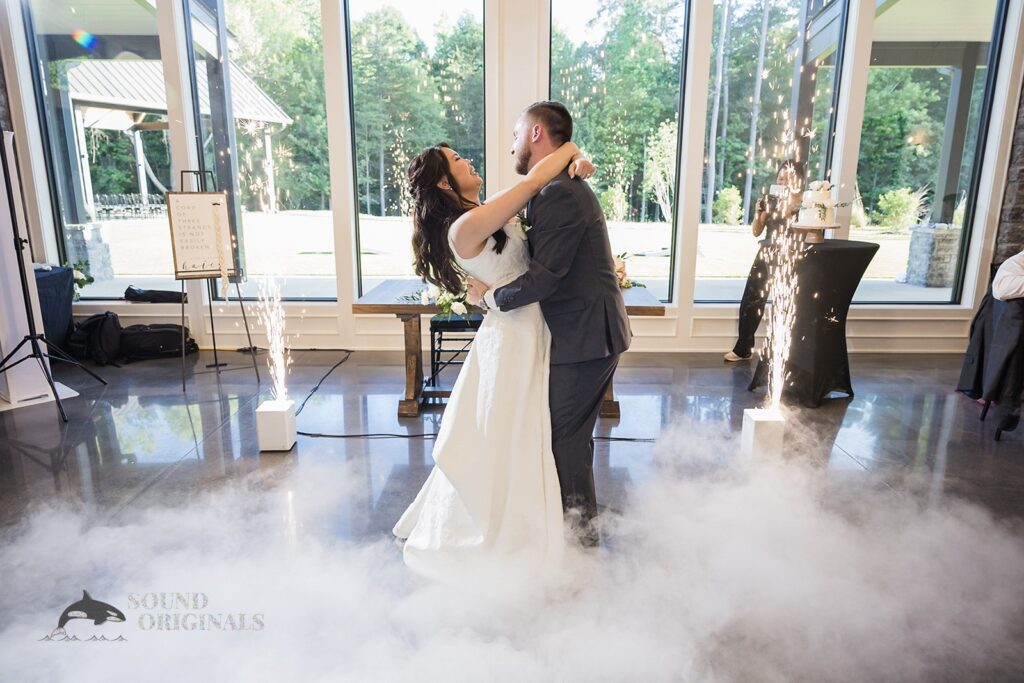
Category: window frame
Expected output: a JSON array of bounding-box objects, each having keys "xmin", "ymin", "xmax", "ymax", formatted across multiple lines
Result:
[
  {"xmin": 847, "ymin": 0, "xmax": 1011, "ymax": 306},
  {"xmin": 20, "ymin": 1, "xmax": 75, "ymax": 271},
  {"xmin": 949, "ymin": 0, "xmax": 1011, "ymax": 304}
]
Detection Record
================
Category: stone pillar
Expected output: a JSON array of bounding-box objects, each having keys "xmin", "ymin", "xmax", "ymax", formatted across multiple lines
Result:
[
  {"xmin": 994, "ymin": 85, "xmax": 1024, "ymax": 263},
  {"xmin": 905, "ymin": 223, "xmax": 962, "ymax": 287}
]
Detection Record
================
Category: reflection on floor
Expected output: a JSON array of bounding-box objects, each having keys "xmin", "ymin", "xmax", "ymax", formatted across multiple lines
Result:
[
  {"xmin": 1, "ymin": 351, "xmax": 1022, "ymax": 680},
  {"xmin": 2, "ymin": 350, "xmax": 1020, "ymax": 528}
]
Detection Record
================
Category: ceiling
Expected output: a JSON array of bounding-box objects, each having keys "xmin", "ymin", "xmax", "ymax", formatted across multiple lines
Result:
[{"xmin": 873, "ymin": 0, "xmax": 999, "ymax": 42}]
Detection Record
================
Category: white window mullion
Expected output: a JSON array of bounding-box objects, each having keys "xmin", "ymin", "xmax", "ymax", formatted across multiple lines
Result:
[
  {"xmin": 828, "ymin": 0, "xmax": 874, "ymax": 241},
  {"xmin": 320, "ymin": 0, "xmax": 358, "ymax": 347},
  {"xmin": 0, "ymin": 0, "xmax": 59, "ymax": 264},
  {"xmin": 484, "ymin": 0, "xmax": 500, "ymax": 194},
  {"xmin": 492, "ymin": 0, "xmax": 549, "ymax": 194},
  {"xmin": 673, "ymin": 0, "xmax": 714, "ymax": 310},
  {"xmin": 156, "ymin": 0, "xmax": 208, "ymax": 343}
]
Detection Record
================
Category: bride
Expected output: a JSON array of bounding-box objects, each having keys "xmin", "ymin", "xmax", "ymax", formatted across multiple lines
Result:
[{"xmin": 392, "ymin": 139, "xmax": 594, "ymax": 581}]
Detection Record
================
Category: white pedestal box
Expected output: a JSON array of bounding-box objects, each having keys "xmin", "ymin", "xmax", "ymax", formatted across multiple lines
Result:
[
  {"xmin": 741, "ymin": 408, "xmax": 785, "ymax": 459},
  {"xmin": 256, "ymin": 399, "xmax": 296, "ymax": 452}
]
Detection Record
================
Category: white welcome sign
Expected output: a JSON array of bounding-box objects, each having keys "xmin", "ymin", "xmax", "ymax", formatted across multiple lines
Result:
[{"xmin": 167, "ymin": 191, "xmax": 238, "ymax": 280}]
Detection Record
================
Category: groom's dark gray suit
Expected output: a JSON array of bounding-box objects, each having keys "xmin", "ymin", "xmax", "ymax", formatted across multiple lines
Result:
[{"xmin": 485, "ymin": 167, "xmax": 631, "ymax": 545}]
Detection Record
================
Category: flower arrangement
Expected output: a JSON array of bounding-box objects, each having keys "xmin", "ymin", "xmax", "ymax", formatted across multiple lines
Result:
[
  {"xmin": 614, "ymin": 252, "xmax": 646, "ymax": 290},
  {"xmin": 403, "ymin": 282, "xmax": 471, "ymax": 320},
  {"xmin": 65, "ymin": 259, "xmax": 94, "ymax": 300}
]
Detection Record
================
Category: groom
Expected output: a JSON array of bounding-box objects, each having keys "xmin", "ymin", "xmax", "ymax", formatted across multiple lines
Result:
[{"xmin": 466, "ymin": 100, "xmax": 632, "ymax": 547}]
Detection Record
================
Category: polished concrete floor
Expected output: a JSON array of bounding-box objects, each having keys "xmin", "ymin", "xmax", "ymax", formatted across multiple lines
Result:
[
  {"xmin": 2, "ymin": 350, "xmax": 1023, "ymax": 681},
  {"xmin": 2, "ymin": 349, "xmax": 1022, "ymax": 529}
]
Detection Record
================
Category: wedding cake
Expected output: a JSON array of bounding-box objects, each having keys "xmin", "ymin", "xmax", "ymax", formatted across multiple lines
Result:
[{"xmin": 796, "ymin": 180, "xmax": 838, "ymax": 228}]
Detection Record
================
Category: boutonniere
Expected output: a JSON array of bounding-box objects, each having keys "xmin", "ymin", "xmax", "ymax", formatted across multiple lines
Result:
[{"xmin": 510, "ymin": 211, "xmax": 531, "ymax": 240}]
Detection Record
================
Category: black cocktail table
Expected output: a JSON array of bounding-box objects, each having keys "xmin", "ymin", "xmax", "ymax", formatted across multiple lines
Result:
[{"xmin": 749, "ymin": 239, "xmax": 879, "ymax": 407}]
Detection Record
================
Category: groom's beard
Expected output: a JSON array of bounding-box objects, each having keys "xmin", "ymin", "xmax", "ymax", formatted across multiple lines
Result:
[{"xmin": 514, "ymin": 147, "xmax": 531, "ymax": 176}]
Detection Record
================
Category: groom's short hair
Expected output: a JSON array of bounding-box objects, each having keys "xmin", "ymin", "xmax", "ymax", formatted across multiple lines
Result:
[{"xmin": 525, "ymin": 101, "xmax": 573, "ymax": 145}]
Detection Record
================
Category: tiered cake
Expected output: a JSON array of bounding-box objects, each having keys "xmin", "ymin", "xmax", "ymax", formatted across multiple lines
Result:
[{"xmin": 792, "ymin": 180, "xmax": 838, "ymax": 243}]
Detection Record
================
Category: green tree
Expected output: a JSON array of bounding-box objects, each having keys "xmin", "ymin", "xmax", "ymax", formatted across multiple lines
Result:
[
  {"xmin": 226, "ymin": 0, "xmax": 317, "ymax": 210},
  {"xmin": 643, "ymin": 118, "xmax": 678, "ymax": 222},
  {"xmin": 351, "ymin": 8, "xmax": 445, "ymax": 216},
  {"xmin": 712, "ymin": 185, "xmax": 742, "ymax": 225},
  {"xmin": 706, "ymin": 0, "xmax": 730, "ymax": 224},
  {"xmin": 553, "ymin": 0, "xmax": 683, "ymax": 222},
  {"xmin": 86, "ymin": 129, "xmax": 135, "ymax": 194},
  {"xmin": 857, "ymin": 68, "xmax": 944, "ymax": 215},
  {"xmin": 270, "ymin": 17, "xmax": 331, "ymax": 210},
  {"xmin": 432, "ymin": 13, "xmax": 485, "ymax": 187}
]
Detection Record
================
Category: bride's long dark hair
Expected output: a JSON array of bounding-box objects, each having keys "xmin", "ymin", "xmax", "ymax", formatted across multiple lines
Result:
[{"xmin": 407, "ymin": 143, "xmax": 506, "ymax": 294}]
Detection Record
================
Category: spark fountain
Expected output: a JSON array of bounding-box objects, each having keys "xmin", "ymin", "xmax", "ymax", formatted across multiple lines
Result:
[
  {"xmin": 741, "ymin": 218, "xmax": 801, "ymax": 459},
  {"xmin": 737, "ymin": 27, "xmax": 836, "ymax": 458},
  {"xmin": 255, "ymin": 277, "xmax": 295, "ymax": 452},
  {"xmin": 740, "ymin": 136, "xmax": 807, "ymax": 460}
]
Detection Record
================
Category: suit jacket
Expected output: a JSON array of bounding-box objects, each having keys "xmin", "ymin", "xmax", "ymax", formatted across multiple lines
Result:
[{"xmin": 490, "ymin": 169, "xmax": 632, "ymax": 365}]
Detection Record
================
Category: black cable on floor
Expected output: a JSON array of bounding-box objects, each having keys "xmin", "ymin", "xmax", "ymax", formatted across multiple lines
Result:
[
  {"xmin": 296, "ymin": 431, "xmax": 439, "ymax": 440},
  {"xmin": 289, "ymin": 349, "xmax": 657, "ymax": 443},
  {"xmin": 295, "ymin": 430, "xmax": 655, "ymax": 442},
  {"xmin": 293, "ymin": 350, "xmax": 354, "ymax": 417}
]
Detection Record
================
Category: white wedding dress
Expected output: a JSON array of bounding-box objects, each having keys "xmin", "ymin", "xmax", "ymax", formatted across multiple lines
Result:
[{"xmin": 392, "ymin": 223, "xmax": 565, "ymax": 581}]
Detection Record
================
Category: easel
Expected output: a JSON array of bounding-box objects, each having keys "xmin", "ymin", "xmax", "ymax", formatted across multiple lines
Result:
[{"xmin": 170, "ymin": 170, "xmax": 259, "ymax": 392}]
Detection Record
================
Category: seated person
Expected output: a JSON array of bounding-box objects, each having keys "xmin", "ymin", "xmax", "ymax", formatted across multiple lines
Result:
[{"xmin": 992, "ymin": 250, "xmax": 1024, "ymax": 301}]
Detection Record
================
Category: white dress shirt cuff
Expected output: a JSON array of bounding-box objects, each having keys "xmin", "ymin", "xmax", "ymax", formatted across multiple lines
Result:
[{"xmin": 483, "ymin": 289, "xmax": 498, "ymax": 311}]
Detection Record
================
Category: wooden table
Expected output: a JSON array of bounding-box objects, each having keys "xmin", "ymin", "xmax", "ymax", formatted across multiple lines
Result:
[{"xmin": 353, "ymin": 279, "xmax": 666, "ymax": 417}]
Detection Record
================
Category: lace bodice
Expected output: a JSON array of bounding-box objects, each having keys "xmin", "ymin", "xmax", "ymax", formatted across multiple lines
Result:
[{"xmin": 451, "ymin": 223, "xmax": 530, "ymax": 290}]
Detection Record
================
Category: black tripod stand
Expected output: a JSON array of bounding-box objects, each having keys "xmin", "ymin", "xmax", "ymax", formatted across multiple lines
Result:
[{"xmin": 0, "ymin": 135, "xmax": 106, "ymax": 422}]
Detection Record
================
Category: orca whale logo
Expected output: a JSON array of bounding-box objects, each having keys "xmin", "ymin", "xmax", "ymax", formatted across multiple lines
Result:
[{"xmin": 40, "ymin": 590, "xmax": 127, "ymax": 641}]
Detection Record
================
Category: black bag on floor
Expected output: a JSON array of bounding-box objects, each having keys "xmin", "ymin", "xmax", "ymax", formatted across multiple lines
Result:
[
  {"xmin": 124, "ymin": 286, "xmax": 187, "ymax": 304},
  {"xmin": 121, "ymin": 324, "xmax": 199, "ymax": 361},
  {"xmin": 68, "ymin": 311, "xmax": 122, "ymax": 366}
]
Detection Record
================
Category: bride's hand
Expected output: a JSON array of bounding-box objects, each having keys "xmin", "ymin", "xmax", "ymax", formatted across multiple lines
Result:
[
  {"xmin": 465, "ymin": 275, "xmax": 489, "ymax": 307},
  {"xmin": 569, "ymin": 155, "xmax": 596, "ymax": 180}
]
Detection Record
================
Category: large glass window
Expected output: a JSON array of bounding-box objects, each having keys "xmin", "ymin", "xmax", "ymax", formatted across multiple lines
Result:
[
  {"xmin": 347, "ymin": 0, "xmax": 485, "ymax": 296},
  {"xmin": 25, "ymin": 0, "xmax": 177, "ymax": 298},
  {"xmin": 551, "ymin": 0, "xmax": 687, "ymax": 302},
  {"xmin": 190, "ymin": 0, "xmax": 336, "ymax": 300},
  {"xmin": 696, "ymin": 0, "xmax": 844, "ymax": 302},
  {"xmin": 850, "ymin": 0, "xmax": 1003, "ymax": 303}
]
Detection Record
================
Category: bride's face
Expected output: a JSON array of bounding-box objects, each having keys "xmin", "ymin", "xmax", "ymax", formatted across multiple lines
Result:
[{"xmin": 439, "ymin": 147, "xmax": 483, "ymax": 198}]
